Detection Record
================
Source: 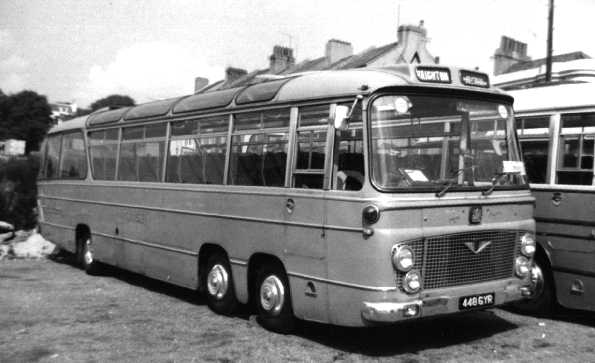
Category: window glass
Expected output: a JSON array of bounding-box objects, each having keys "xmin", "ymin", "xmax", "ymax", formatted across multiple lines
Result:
[
  {"xmin": 334, "ymin": 126, "xmax": 364, "ymax": 190},
  {"xmin": 171, "ymin": 120, "xmax": 198, "ymax": 136},
  {"xmin": 145, "ymin": 123, "xmax": 167, "ymax": 138},
  {"xmin": 59, "ymin": 132, "xmax": 87, "ymax": 179},
  {"xmin": 234, "ymin": 112, "xmax": 261, "ymax": 131},
  {"xmin": 298, "ymin": 104, "xmax": 329, "ymax": 127},
  {"xmin": 89, "ymin": 130, "xmax": 118, "ymax": 180},
  {"xmin": 137, "ymin": 142, "xmax": 165, "ymax": 181},
  {"xmin": 118, "ymin": 124, "xmax": 166, "ymax": 182},
  {"xmin": 122, "ymin": 126, "xmax": 144, "ymax": 140},
  {"xmin": 520, "ymin": 139, "xmax": 548, "ymax": 183},
  {"xmin": 228, "ymin": 110, "xmax": 290, "ymax": 186},
  {"xmin": 45, "ymin": 135, "xmax": 61, "ymax": 179},
  {"xmin": 166, "ymin": 135, "xmax": 227, "ymax": 184},
  {"xmin": 296, "ymin": 130, "xmax": 327, "ymax": 170}
]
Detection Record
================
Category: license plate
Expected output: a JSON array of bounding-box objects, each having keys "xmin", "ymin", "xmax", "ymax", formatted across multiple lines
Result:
[{"xmin": 458, "ymin": 293, "xmax": 495, "ymax": 310}]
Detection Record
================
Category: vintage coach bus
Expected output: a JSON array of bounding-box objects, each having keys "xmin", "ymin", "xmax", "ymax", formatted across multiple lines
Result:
[
  {"xmin": 38, "ymin": 65, "xmax": 535, "ymax": 332},
  {"xmin": 511, "ymin": 83, "xmax": 595, "ymax": 313}
]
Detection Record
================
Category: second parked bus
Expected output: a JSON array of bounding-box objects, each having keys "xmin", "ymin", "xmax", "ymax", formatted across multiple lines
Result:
[{"xmin": 512, "ymin": 82, "xmax": 595, "ymax": 313}]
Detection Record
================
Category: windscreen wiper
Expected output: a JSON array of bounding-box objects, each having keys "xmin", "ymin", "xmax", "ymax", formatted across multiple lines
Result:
[
  {"xmin": 435, "ymin": 166, "xmax": 475, "ymax": 198},
  {"xmin": 481, "ymin": 172, "xmax": 514, "ymax": 196}
]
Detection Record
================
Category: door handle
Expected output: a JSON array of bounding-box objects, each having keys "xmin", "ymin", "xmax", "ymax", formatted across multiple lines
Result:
[
  {"xmin": 285, "ymin": 198, "xmax": 295, "ymax": 213},
  {"xmin": 552, "ymin": 192, "xmax": 562, "ymax": 206}
]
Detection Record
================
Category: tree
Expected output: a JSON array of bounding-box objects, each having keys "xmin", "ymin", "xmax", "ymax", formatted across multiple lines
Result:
[
  {"xmin": 0, "ymin": 90, "xmax": 52, "ymax": 153},
  {"xmin": 90, "ymin": 94, "xmax": 135, "ymax": 112}
]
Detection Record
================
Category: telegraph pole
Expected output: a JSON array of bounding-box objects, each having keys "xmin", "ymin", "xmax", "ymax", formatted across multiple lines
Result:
[{"xmin": 545, "ymin": 0, "xmax": 554, "ymax": 82}]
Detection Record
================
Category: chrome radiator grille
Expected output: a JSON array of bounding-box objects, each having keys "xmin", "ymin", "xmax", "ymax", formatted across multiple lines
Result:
[{"xmin": 397, "ymin": 230, "xmax": 519, "ymax": 291}]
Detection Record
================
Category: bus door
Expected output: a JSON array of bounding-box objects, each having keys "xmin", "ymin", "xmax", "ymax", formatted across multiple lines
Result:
[{"xmin": 282, "ymin": 104, "xmax": 334, "ymax": 322}]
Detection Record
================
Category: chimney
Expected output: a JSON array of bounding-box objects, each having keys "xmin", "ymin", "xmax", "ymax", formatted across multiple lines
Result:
[
  {"xmin": 397, "ymin": 20, "xmax": 427, "ymax": 48},
  {"xmin": 225, "ymin": 67, "xmax": 247, "ymax": 84},
  {"xmin": 269, "ymin": 45, "xmax": 295, "ymax": 74},
  {"xmin": 325, "ymin": 39, "xmax": 353, "ymax": 65},
  {"xmin": 493, "ymin": 36, "xmax": 531, "ymax": 75},
  {"xmin": 194, "ymin": 77, "xmax": 209, "ymax": 93}
]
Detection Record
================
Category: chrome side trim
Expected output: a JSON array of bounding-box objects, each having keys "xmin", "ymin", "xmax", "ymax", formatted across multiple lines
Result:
[
  {"xmin": 40, "ymin": 221, "xmax": 198, "ymax": 257},
  {"xmin": 37, "ymin": 180, "xmax": 534, "ymax": 204},
  {"xmin": 38, "ymin": 194, "xmax": 363, "ymax": 233},
  {"xmin": 228, "ymin": 257, "xmax": 397, "ymax": 292},
  {"xmin": 229, "ymin": 258, "xmax": 248, "ymax": 266},
  {"xmin": 287, "ymin": 271, "xmax": 398, "ymax": 292}
]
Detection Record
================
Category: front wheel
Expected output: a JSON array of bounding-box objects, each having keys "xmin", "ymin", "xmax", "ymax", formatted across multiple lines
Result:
[
  {"xmin": 255, "ymin": 264, "xmax": 294, "ymax": 334},
  {"xmin": 204, "ymin": 254, "xmax": 239, "ymax": 315},
  {"xmin": 514, "ymin": 256, "xmax": 555, "ymax": 315}
]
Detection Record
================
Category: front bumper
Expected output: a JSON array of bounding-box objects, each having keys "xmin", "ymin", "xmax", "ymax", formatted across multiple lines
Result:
[{"xmin": 362, "ymin": 280, "xmax": 532, "ymax": 323}]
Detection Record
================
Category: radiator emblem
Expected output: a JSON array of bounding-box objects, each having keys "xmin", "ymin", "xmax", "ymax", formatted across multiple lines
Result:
[
  {"xmin": 464, "ymin": 240, "xmax": 492, "ymax": 254},
  {"xmin": 469, "ymin": 206, "xmax": 483, "ymax": 224}
]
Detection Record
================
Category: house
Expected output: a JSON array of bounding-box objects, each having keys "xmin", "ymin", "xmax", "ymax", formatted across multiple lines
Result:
[
  {"xmin": 492, "ymin": 36, "xmax": 595, "ymax": 90},
  {"xmin": 195, "ymin": 21, "xmax": 438, "ymax": 93}
]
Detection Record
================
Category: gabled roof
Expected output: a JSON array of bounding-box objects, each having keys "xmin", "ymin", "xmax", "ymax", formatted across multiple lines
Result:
[
  {"xmin": 505, "ymin": 51, "xmax": 591, "ymax": 73},
  {"xmin": 330, "ymin": 42, "xmax": 399, "ymax": 70}
]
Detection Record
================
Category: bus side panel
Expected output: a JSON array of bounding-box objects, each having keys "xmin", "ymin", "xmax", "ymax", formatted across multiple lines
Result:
[
  {"xmin": 553, "ymin": 272, "xmax": 595, "ymax": 311},
  {"xmin": 532, "ymin": 187, "xmax": 595, "ymax": 311}
]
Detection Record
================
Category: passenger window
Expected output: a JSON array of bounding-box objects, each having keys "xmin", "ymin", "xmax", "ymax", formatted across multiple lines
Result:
[
  {"xmin": 556, "ymin": 113, "xmax": 595, "ymax": 185},
  {"xmin": 228, "ymin": 109, "xmax": 290, "ymax": 187},
  {"xmin": 292, "ymin": 104, "xmax": 329, "ymax": 189},
  {"xmin": 89, "ymin": 129, "xmax": 118, "ymax": 180},
  {"xmin": 59, "ymin": 131, "xmax": 87, "ymax": 179},
  {"xmin": 118, "ymin": 124, "xmax": 166, "ymax": 182},
  {"xmin": 166, "ymin": 116, "xmax": 229, "ymax": 184},
  {"xmin": 516, "ymin": 115, "xmax": 551, "ymax": 184},
  {"xmin": 44, "ymin": 135, "xmax": 62, "ymax": 179},
  {"xmin": 334, "ymin": 102, "xmax": 364, "ymax": 191},
  {"xmin": 519, "ymin": 139, "xmax": 549, "ymax": 183}
]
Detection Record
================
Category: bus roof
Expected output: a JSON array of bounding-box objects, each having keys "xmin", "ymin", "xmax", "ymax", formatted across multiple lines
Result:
[
  {"xmin": 50, "ymin": 65, "xmax": 507, "ymax": 134},
  {"xmin": 510, "ymin": 82, "xmax": 595, "ymax": 114}
]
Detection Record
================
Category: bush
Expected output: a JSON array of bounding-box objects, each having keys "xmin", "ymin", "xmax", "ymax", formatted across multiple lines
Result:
[{"xmin": 0, "ymin": 155, "xmax": 40, "ymax": 230}]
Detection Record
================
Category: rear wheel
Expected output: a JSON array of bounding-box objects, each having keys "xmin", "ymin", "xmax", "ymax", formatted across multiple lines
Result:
[
  {"xmin": 204, "ymin": 253, "xmax": 239, "ymax": 315},
  {"xmin": 255, "ymin": 264, "xmax": 294, "ymax": 334},
  {"xmin": 81, "ymin": 238, "xmax": 100, "ymax": 275}
]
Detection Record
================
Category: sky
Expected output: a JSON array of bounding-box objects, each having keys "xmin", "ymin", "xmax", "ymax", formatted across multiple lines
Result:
[{"xmin": 1, "ymin": 0, "xmax": 594, "ymax": 108}]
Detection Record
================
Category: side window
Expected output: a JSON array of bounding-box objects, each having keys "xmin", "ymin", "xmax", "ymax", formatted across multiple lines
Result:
[
  {"xmin": 118, "ymin": 123, "xmax": 166, "ymax": 182},
  {"xmin": 334, "ymin": 102, "xmax": 364, "ymax": 191},
  {"xmin": 88, "ymin": 128, "xmax": 118, "ymax": 180},
  {"xmin": 45, "ymin": 134, "xmax": 62, "ymax": 179},
  {"xmin": 293, "ymin": 104, "xmax": 329, "ymax": 189},
  {"xmin": 556, "ymin": 113, "xmax": 595, "ymax": 185},
  {"xmin": 516, "ymin": 116, "xmax": 550, "ymax": 184},
  {"xmin": 59, "ymin": 131, "xmax": 87, "ymax": 179},
  {"xmin": 228, "ymin": 109, "xmax": 290, "ymax": 186},
  {"xmin": 166, "ymin": 116, "xmax": 228, "ymax": 184}
]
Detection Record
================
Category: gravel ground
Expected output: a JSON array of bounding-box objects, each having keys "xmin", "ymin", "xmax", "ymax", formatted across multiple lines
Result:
[{"xmin": 1, "ymin": 255, "xmax": 595, "ymax": 363}]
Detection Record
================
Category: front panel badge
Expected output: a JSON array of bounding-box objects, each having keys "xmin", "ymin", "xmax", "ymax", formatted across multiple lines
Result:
[{"xmin": 469, "ymin": 206, "xmax": 482, "ymax": 224}]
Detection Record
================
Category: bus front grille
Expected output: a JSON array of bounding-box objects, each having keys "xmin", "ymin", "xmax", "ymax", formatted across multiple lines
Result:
[{"xmin": 397, "ymin": 230, "xmax": 518, "ymax": 291}]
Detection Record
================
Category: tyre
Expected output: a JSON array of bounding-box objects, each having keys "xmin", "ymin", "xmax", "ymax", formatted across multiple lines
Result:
[
  {"xmin": 255, "ymin": 264, "xmax": 294, "ymax": 334},
  {"xmin": 514, "ymin": 255, "xmax": 555, "ymax": 315},
  {"xmin": 81, "ymin": 238, "xmax": 100, "ymax": 275},
  {"xmin": 204, "ymin": 253, "xmax": 239, "ymax": 315}
]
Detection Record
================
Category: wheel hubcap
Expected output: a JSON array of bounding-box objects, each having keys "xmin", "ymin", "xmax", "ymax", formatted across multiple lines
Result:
[
  {"xmin": 529, "ymin": 263, "xmax": 545, "ymax": 299},
  {"xmin": 83, "ymin": 240, "xmax": 93, "ymax": 265},
  {"xmin": 260, "ymin": 275, "xmax": 285, "ymax": 315},
  {"xmin": 207, "ymin": 264, "xmax": 229, "ymax": 299}
]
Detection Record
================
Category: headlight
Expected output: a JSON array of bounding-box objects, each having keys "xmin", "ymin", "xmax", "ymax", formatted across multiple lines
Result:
[
  {"xmin": 402, "ymin": 270, "xmax": 421, "ymax": 294},
  {"xmin": 520, "ymin": 233, "xmax": 536, "ymax": 257},
  {"xmin": 515, "ymin": 256, "xmax": 530, "ymax": 278},
  {"xmin": 392, "ymin": 245, "xmax": 415, "ymax": 272}
]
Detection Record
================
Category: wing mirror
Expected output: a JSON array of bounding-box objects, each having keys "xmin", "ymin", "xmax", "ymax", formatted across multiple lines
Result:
[
  {"xmin": 332, "ymin": 95, "xmax": 363, "ymax": 131},
  {"xmin": 333, "ymin": 105, "xmax": 350, "ymax": 130}
]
